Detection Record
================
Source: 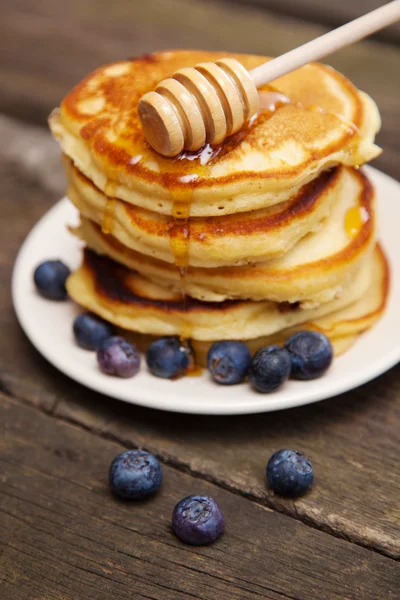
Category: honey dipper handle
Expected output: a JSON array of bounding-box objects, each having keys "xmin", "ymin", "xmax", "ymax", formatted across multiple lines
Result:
[{"xmin": 250, "ymin": 0, "xmax": 400, "ymax": 87}]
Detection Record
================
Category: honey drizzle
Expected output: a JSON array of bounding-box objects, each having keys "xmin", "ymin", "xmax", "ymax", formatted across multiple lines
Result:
[
  {"xmin": 186, "ymin": 364, "xmax": 203, "ymax": 377},
  {"xmin": 167, "ymin": 171, "xmax": 203, "ymax": 342},
  {"xmin": 169, "ymin": 188, "xmax": 194, "ymax": 270},
  {"xmin": 258, "ymin": 90, "xmax": 291, "ymax": 112},
  {"xmin": 344, "ymin": 206, "xmax": 369, "ymax": 239},
  {"xmin": 102, "ymin": 181, "xmax": 117, "ymax": 234}
]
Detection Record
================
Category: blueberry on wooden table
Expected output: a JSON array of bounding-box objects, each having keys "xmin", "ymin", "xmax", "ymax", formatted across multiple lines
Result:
[
  {"xmin": 97, "ymin": 336, "xmax": 141, "ymax": 378},
  {"xmin": 33, "ymin": 260, "xmax": 70, "ymax": 300},
  {"xmin": 172, "ymin": 495, "xmax": 224, "ymax": 545},
  {"xmin": 249, "ymin": 345, "xmax": 291, "ymax": 393},
  {"xmin": 285, "ymin": 331, "xmax": 333, "ymax": 380},
  {"xmin": 267, "ymin": 449, "xmax": 314, "ymax": 497},
  {"xmin": 146, "ymin": 336, "xmax": 190, "ymax": 379},
  {"xmin": 109, "ymin": 450, "xmax": 163, "ymax": 500},
  {"xmin": 207, "ymin": 340, "xmax": 251, "ymax": 385},
  {"xmin": 73, "ymin": 312, "xmax": 114, "ymax": 350}
]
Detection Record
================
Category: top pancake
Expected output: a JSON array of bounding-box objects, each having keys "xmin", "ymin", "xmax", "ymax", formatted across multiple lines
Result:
[{"xmin": 50, "ymin": 50, "xmax": 381, "ymax": 217}]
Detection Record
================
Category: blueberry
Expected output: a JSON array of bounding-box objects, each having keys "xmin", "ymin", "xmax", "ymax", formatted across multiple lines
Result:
[
  {"xmin": 266, "ymin": 449, "xmax": 314, "ymax": 497},
  {"xmin": 285, "ymin": 331, "xmax": 333, "ymax": 380},
  {"xmin": 248, "ymin": 345, "xmax": 291, "ymax": 393},
  {"xmin": 73, "ymin": 312, "xmax": 114, "ymax": 350},
  {"xmin": 33, "ymin": 260, "xmax": 70, "ymax": 300},
  {"xmin": 172, "ymin": 495, "xmax": 224, "ymax": 545},
  {"xmin": 207, "ymin": 341, "xmax": 251, "ymax": 385},
  {"xmin": 109, "ymin": 449, "xmax": 163, "ymax": 500},
  {"xmin": 146, "ymin": 336, "xmax": 190, "ymax": 379},
  {"xmin": 97, "ymin": 336, "xmax": 141, "ymax": 378}
]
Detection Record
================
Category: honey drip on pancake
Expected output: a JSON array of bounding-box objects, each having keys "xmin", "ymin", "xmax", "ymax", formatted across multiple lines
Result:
[
  {"xmin": 102, "ymin": 198, "xmax": 116, "ymax": 234},
  {"xmin": 186, "ymin": 364, "xmax": 203, "ymax": 377},
  {"xmin": 345, "ymin": 206, "xmax": 369, "ymax": 239},
  {"xmin": 104, "ymin": 181, "xmax": 117, "ymax": 196},
  {"xmin": 258, "ymin": 90, "xmax": 291, "ymax": 112},
  {"xmin": 102, "ymin": 181, "xmax": 118, "ymax": 234},
  {"xmin": 169, "ymin": 188, "xmax": 193, "ymax": 270},
  {"xmin": 166, "ymin": 167, "xmax": 206, "ymax": 342}
]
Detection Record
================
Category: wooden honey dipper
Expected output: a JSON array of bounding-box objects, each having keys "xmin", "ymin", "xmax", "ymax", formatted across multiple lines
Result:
[{"xmin": 138, "ymin": 1, "xmax": 400, "ymax": 157}]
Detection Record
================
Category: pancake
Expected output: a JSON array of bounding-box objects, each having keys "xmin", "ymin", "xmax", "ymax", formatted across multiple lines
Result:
[
  {"xmin": 66, "ymin": 244, "xmax": 387, "ymax": 342},
  {"xmin": 50, "ymin": 50, "xmax": 381, "ymax": 218},
  {"xmin": 122, "ymin": 243, "xmax": 389, "ymax": 362},
  {"xmin": 67, "ymin": 155, "xmax": 347, "ymax": 268},
  {"xmin": 74, "ymin": 167, "xmax": 376, "ymax": 304},
  {"xmin": 187, "ymin": 243, "xmax": 389, "ymax": 364}
]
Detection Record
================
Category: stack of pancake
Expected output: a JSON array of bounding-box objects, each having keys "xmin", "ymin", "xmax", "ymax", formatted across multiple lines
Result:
[{"xmin": 50, "ymin": 50, "xmax": 389, "ymax": 365}]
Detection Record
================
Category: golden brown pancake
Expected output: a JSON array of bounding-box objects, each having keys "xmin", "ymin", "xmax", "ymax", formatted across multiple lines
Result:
[
  {"xmin": 66, "ymin": 244, "xmax": 387, "ymax": 342},
  {"xmin": 50, "ymin": 50, "xmax": 381, "ymax": 217},
  {"xmin": 74, "ymin": 167, "xmax": 376, "ymax": 304},
  {"xmin": 52, "ymin": 49, "xmax": 387, "ymax": 362},
  {"xmin": 189, "ymin": 243, "xmax": 390, "ymax": 364},
  {"xmin": 67, "ymin": 155, "xmax": 348, "ymax": 267}
]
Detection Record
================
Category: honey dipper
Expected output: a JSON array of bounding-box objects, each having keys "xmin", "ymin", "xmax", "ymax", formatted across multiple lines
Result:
[{"xmin": 138, "ymin": 0, "xmax": 400, "ymax": 157}]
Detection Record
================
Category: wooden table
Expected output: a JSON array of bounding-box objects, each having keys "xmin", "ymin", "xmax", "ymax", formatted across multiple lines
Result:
[{"xmin": 1, "ymin": 1, "xmax": 399, "ymax": 598}]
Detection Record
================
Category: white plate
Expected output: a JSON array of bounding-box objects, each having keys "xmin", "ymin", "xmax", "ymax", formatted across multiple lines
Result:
[{"xmin": 12, "ymin": 167, "xmax": 400, "ymax": 415}]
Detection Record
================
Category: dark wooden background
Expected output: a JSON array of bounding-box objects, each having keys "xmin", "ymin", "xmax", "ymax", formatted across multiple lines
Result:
[
  {"xmin": 1, "ymin": 1, "xmax": 399, "ymax": 598},
  {"xmin": 227, "ymin": 0, "xmax": 400, "ymax": 43}
]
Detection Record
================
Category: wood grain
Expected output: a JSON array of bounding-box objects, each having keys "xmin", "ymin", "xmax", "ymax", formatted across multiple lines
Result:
[
  {"xmin": 0, "ymin": 116, "xmax": 399, "ymax": 559},
  {"xmin": 1, "ymin": 0, "xmax": 400, "ymax": 177},
  {"xmin": 224, "ymin": 0, "xmax": 400, "ymax": 45},
  {"xmin": 1, "ymin": 394, "xmax": 399, "ymax": 600}
]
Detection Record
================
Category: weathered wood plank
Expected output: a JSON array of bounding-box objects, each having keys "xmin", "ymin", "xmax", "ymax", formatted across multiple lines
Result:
[
  {"xmin": 226, "ymin": 0, "xmax": 400, "ymax": 45},
  {"xmin": 0, "ymin": 116, "xmax": 399, "ymax": 559},
  {"xmin": 1, "ymin": 0, "xmax": 400, "ymax": 177},
  {"xmin": 1, "ymin": 394, "xmax": 399, "ymax": 600}
]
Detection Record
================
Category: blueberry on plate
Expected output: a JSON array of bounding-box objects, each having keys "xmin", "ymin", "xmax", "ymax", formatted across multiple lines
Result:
[
  {"xmin": 172, "ymin": 495, "xmax": 224, "ymax": 545},
  {"xmin": 285, "ymin": 331, "xmax": 333, "ymax": 380},
  {"xmin": 33, "ymin": 260, "xmax": 70, "ymax": 300},
  {"xmin": 207, "ymin": 340, "xmax": 251, "ymax": 385},
  {"xmin": 109, "ymin": 450, "xmax": 163, "ymax": 500},
  {"xmin": 97, "ymin": 336, "xmax": 141, "ymax": 378},
  {"xmin": 266, "ymin": 449, "xmax": 314, "ymax": 497},
  {"xmin": 73, "ymin": 312, "xmax": 114, "ymax": 350},
  {"xmin": 248, "ymin": 345, "xmax": 291, "ymax": 393},
  {"xmin": 146, "ymin": 336, "xmax": 190, "ymax": 379}
]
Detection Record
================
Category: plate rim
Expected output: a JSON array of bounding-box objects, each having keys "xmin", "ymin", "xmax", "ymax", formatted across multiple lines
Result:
[{"xmin": 11, "ymin": 166, "xmax": 400, "ymax": 415}]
